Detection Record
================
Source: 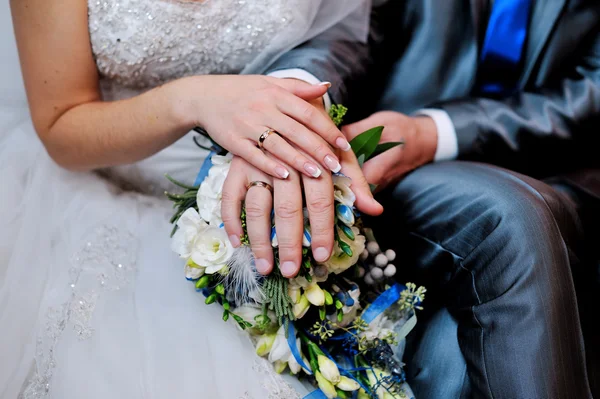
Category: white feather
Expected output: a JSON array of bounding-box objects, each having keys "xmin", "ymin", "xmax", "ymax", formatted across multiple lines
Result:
[{"xmin": 225, "ymin": 246, "xmax": 264, "ymax": 306}]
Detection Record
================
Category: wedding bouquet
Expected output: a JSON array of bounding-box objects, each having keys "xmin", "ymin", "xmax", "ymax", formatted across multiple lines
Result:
[{"xmin": 166, "ymin": 106, "xmax": 425, "ymax": 399}]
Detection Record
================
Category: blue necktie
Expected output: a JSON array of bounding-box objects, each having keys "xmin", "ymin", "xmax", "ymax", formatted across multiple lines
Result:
[{"xmin": 476, "ymin": 0, "xmax": 533, "ymax": 95}]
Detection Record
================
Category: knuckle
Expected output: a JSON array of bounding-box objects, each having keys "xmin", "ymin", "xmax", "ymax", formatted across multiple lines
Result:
[
  {"xmin": 250, "ymin": 242, "xmax": 271, "ymax": 254},
  {"xmin": 245, "ymin": 200, "xmax": 267, "ymax": 219},
  {"xmin": 307, "ymin": 193, "xmax": 333, "ymax": 214},
  {"xmin": 301, "ymin": 105, "xmax": 315, "ymax": 120},
  {"xmin": 277, "ymin": 241, "xmax": 302, "ymax": 254},
  {"xmin": 292, "ymin": 154, "xmax": 306, "ymax": 167},
  {"xmin": 312, "ymin": 143, "xmax": 327, "ymax": 156},
  {"xmin": 275, "ymin": 200, "xmax": 301, "ymax": 220}
]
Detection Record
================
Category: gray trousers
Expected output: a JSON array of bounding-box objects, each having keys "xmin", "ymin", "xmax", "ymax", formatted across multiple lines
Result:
[{"xmin": 375, "ymin": 161, "xmax": 593, "ymax": 399}]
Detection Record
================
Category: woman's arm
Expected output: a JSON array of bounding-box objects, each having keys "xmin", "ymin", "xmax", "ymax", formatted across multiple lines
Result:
[{"xmin": 11, "ymin": 0, "xmax": 350, "ymax": 175}]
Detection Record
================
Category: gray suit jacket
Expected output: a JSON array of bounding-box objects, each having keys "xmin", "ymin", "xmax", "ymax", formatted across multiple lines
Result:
[{"xmin": 267, "ymin": 0, "xmax": 600, "ymax": 199}]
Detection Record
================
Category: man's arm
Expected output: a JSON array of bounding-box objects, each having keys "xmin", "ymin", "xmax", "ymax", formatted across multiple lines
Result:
[
  {"xmin": 434, "ymin": 29, "xmax": 600, "ymax": 177},
  {"xmin": 265, "ymin": 2, "xmax": 393, "ymax": 106}
]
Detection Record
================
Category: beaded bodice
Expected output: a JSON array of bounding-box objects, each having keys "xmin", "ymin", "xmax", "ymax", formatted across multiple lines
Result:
[
  {"xmin": 88, "ymin": 0, "xmax": 294, "ymax": 96},
  {"xmin": 87, "ymin": 0, "xmax": 299, "ymax": 192}
]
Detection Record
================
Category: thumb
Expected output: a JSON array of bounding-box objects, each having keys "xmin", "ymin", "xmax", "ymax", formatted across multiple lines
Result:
[
  {"xmin": 268, "ymin": 77, "xmax": 330, "ymax": 101},
  {"xmin": 340, "ymin": 151, "xmax": 384, "ymax": 217}
]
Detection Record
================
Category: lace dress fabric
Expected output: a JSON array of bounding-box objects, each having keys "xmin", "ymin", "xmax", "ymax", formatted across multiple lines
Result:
[{"xmin": 12, "ymin": 1, "xmax": 309, "ymax": 398}]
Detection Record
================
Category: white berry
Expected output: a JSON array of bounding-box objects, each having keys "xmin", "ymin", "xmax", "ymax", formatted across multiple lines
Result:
[
  {"xmin": 357, "ymin": 266, "xmax": 365, "ymax": 278},
  {"xmin": 364, "ymin": 273, "xmax": 375, "ymax": 285},
  {"xmin": 367, "ymin": 241, "xmax": 380, "ymax": 255},
  {"xmin": 360, "ymin": 249, "xmax": 369, "ymax": 261},
  {"xmin": 384, "ymin": 264, "xmax": 397, "ymax": 277},
  {"xmin": 370, "ymin": 267, "xmax": 384, "ymax": 280},
  {"xmin": 374, "ymin": 253, "xmax": 388, "ymax": 267},
  {"xmin": 385, "ymin": 249, "xmax": 396, "ymax": 262}
]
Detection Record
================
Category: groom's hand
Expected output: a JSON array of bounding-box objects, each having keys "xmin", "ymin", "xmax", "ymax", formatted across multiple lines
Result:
[{"xmin": 343, "ymin": 111, "xmax": 438, "ymax": 190}]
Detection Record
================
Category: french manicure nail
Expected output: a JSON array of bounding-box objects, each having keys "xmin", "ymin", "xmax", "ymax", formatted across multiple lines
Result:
[
  {"xmin": 281, "ymin": 261, "xmax": 298, "ymax": 277},
  {"xmin": 336, "ymin": 137, "xmax": 351, "ymax": 152},
  {"xmin": 255, "ymin": 258, "xmax": 271, "ymax": 274},
  {"xmin": 276, "ymin": 165, "xmax": 290, "ymax": 179},
  {"xmin": 304, "ymin": 163, "xmax": 322, "ymax": 178},
  {"xmin": 324, "ymin": 155, "xmax": 341, "ymax": 173},
  {"xmin": 313, "ymin": 247, "xmax": 331, "ymax": 262},
  {"xmin": 229, "ymin": 235, "xmax": 241, "ymax": 248},
  {"xmin": 318, "ymin": 81, "xmax": 332, "ymax": 88}
]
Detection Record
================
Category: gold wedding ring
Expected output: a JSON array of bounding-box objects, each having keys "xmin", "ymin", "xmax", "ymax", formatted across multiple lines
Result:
[
  {"xmin": 246, "ymin": 181, "xmax": 273, "ymax": 193},
  {"xmin": 257, "ymin": 128, "xmax": 277, "ymax": 149}
]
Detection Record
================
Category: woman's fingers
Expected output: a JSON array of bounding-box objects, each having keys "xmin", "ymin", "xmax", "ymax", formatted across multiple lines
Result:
[
  {"xmin": 301, "ymin": 158, "xmax": 335, "ymax": 263},
  {"xmin": 266, "ymin": 77, "xmax": 330, "ymax": 101},
  {"xmin": 273, "ymin": 166, "xmax": 304, "ymax": 278},
  {"xmin": 275, "ymin": 90, "xmax": 351, "ymax": 152},
  {"xmin": 265, "ymin": 114, "xmax": 342, "ymax": 176},
  {"xmin": 234, "ymin": 142, "xmax": 290, "ymax": 179},
  {"xmin": 260, "ymin": 131, "xmax": 325, "ymax": 178}
]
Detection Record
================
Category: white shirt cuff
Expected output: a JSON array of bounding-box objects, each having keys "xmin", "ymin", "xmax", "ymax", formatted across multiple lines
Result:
[
  {"xmin": 415, "ymin": 109, "xmax": 459, "ymax": 162},
  {"xmin": 267, "ymin": 68, "xmax": 332, "ymax": 111}
]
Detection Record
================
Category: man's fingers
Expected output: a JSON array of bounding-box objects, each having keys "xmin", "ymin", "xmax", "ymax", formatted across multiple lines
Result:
[
  {"xmin": 340, "ymin": 150, "xmax": 384, "ymax": 216},
  {"xmin": 245, "ymin": 178, "xmax": 275, "ymax": 275},
  {"xmin": 273, "ymin": 166, "xmax": 303, "ymax": 278},
  {"xmin": 302, "ymin": 165, "xmax": 335, "ymax": 263},
  {"xmin": 221, "ymin": 158, "xmax": 247, "ymax": 248}
]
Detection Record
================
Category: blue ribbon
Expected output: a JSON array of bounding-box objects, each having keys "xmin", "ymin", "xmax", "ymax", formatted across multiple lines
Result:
[
  {"xmin": 330, "ymin": 283, "xmax": 405, "ymax": 342},
  {"xmin": 194, "ymin": 144, "xmax": 224, "ymax": 187},
  {"xmin": 287, "ymin": 321, "xmax": 313, "ymax": 375},
  {"xmin": 301, "ymin": 284, "xmax": 406, "ymax": 399}
]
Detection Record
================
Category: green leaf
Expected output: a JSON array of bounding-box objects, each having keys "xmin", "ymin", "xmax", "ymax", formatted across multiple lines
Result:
[
  {"xmin": 350, "ymin": 126, "xmax": 384, "ymax": 160},
  {"xmin": 371, "ymin": 141, "xmax": 404, "ymax": 158},
  {"xmin": 338, "ymin": 240, "xmax": 353, "ymax": 257},
  {"xmin": 369, "ymin": 184, "xmax": 378, "ymax": 193},
  {"xmin": 339, "ymin": 224, "xmax": 355, "ymax": 241},
  {"xmin": 356, "ymin": 153, "xmax": 366, "ymax": 168}
]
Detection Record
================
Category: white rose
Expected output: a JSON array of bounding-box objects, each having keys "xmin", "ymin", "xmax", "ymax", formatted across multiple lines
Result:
[
  {"xmin": 333, "ymin": 174, "xmax": 356, "ymax": 207},
  {"xmin": 190, "ymin": 225, "xmax": 234, "ymax": 274},
  {"xmin": 170, "ymin": 208, "xmax": 210, "ymax": 259},
  {"xmin": 320, "ymin": 226, "xmax": 365, "ymax": 274}
]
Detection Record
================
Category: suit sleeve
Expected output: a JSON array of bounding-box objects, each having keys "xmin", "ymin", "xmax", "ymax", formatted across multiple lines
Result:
[
  {"xmin": 436, "ymin": 29, "xmax": 600, "ymax": 176},
  {"xmin": 264, "ymin": 3, "xmax": 390, "ymax": 106}
]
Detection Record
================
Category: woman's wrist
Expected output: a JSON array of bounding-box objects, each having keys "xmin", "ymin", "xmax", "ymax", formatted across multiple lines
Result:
[{"xmin": 165, "ymin": 75, "xmax": 206, "ymax": 134}]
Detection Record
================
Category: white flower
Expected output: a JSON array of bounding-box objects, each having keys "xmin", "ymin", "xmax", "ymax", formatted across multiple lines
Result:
[
  {"xmin": 320, "ymin": 226, "xmax": 365, "ymax": 274},
  {"xmin": 255, "ymin": 333, "xmax": 277, "ymax": 356},
  {"xmin": 359, "ymin": 313, "xmax": 395, "ymax": 342},
  {"xmin": 184, "ymin": 261, "xmax": 205, "ymax": 280},
  {"xmin": 304, "ymin": 283, "xmax": 325, "ymax": 306},
  {"xmin": 317, "ymin": 355, "xmax": 340, "ymax": 384},
  {"xmin": 171, "ymin": 208, "xmax": 210, "ymax": 259},
  {"xmin": 268, "ymin": 326, "xmax": 304, "ymax": 374},
  {"xmin": 333, "ymin": 175, "xmax": 356, "ymax": 207},
  {"xmin": 190, "ymin": 224, "xmax": 234, "ymax": 274},
  {"xmin": 337, "ymin": 376, "xmax": 360, "ymax": 392},
  {"xmin": 196, "ymin": 153, "xmax": 232, "ymax": 226},
  {"xmin": 315, "ymin": 371, "xmax": 337, "ymax": 399},
  {"xmin": 292, "ymin": 294, "xmax": 310, "ymax": 319}
]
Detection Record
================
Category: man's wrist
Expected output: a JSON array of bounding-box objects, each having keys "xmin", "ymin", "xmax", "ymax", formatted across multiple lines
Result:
[{"xmin": 413, "ymin": 116, "xmax": 438, "ymax": 164}]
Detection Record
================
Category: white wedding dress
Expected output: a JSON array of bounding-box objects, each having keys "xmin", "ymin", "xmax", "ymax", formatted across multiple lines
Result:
[{"xmin": 0, "ymin": 1, "xmax": 371, "ymax": 398}]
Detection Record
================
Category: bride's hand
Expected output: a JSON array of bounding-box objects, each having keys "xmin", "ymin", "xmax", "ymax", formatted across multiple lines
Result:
[
  {"xmin": 222, "ymin": 155, "xmax": 336, "ymax": 278},
  {"xmin": 187, "ymin": 75, "xmax": 351, "ymax": 179}
]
